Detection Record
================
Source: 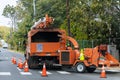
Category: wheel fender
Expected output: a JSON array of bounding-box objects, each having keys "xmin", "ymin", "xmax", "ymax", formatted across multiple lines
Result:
[
  {"xmin": 73, "ymin": 60, "xmax": 89, "ymax": 67},
  {"xmin": 83, "ymin": 60, "xmax": 90, "ymax": 67}
]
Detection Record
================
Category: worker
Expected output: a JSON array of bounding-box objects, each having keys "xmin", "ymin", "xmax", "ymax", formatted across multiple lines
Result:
[{"xmin": 80, "ymin": 49, "xmax": 85, "ymax": 61}]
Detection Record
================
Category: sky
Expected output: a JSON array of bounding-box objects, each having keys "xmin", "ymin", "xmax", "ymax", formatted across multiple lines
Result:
[{"xmin": 0, "ymin": 0, "xmax": 17, "ymax": 27}]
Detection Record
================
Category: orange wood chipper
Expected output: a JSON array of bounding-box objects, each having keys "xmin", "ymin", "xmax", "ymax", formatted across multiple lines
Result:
[
  {"xmin": 84, "ymin": 44, "xmax": 120, "ymax": 71},
  {"xmin": 24, "ymin": 14, "xmax": 120, "ymax": 73}
]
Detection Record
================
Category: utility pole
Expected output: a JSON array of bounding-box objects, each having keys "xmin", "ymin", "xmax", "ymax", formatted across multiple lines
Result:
[
  {"xmin": 66, "ymin": 0, "xmax": 71, "ymax": 46},
  {"xmin": 33, "ymin": 0, "xmax": 36, "ymax": 22},
  {"xmin": 66, "ymin": 0, "xmax": 70, "ymax": 37}
]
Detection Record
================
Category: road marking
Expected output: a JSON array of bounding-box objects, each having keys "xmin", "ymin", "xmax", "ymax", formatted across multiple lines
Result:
[
  {"xmin": 0, "ymin": 57, "xmax": 9, "ymax": 60},
  {"xmin": 0, "ymin": 72, "xmax": 11, "ymax": 76},
  {"xmin": 57, "ymin": 71, "xmax": 71, "ymax": 74},
  {"xmin": 20, "ymin": 72, "xmax": 32, "ymax": 75},
  {"xmin": 106, "ymin": 70, "xmax": 120, "ymax": 72},
  {"xmin": 38, "ymin": 71, "xmax": 52, "ymax": 74},
  {"xmin": 95, "ymin": 70, "xmax": 101, "ymax": 73},
  {"xmin": 17, "ymin": 67, "xmax": 22, "ymax": 72}
]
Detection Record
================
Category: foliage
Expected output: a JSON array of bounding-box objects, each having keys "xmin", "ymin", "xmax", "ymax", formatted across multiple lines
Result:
[
  {"xmin": 2, "ymin": 5, "xmax": 15, "ymax": 19},
  {"xmin": 2, "ymin": 5, "xmax": 17, "ymax": 31},
  {"xmin": 2, "ymin": 0, "xmax": 120, "ymax": 51},
  {"xmin": 0, "ymin": 26, "xmax": 10, "ymax": 42}
]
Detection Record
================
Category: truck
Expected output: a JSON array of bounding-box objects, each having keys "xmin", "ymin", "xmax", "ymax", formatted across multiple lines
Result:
[
  {"xmin": 2, "ymin": 43, "xmax": 8, "ymax": 49},
  {"xmin": 24, "ymin": 14, "xmax": 120, "ymax": 73}
]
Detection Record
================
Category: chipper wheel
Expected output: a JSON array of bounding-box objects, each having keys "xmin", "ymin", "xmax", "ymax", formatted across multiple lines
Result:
[
  {"xmin": 27, "ymin": 56, "xmax": 39, "ymax": 69},
  {"xmin": 75, "ymin": 62, "xmax": 86, "ymax": 73}
]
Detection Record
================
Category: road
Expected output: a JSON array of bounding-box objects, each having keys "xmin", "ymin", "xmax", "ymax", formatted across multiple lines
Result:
[{"xmin": 0, "ymin": 48, "xmax": 120, "ymax": 80}]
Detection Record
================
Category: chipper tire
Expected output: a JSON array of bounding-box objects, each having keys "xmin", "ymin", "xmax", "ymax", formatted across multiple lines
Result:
[
  {"xmin": 28, "ymin": 57, "xmax": 34, "ymax": 69},
  {"xmin": 75, "ymin": 62, "xmax": 86, "ymax": 73},
  {"xmin": 28, "ymin": 56, "xmax": 39, "ymax": 69}
]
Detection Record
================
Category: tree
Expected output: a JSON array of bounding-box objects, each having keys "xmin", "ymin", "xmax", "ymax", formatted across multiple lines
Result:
[
  {"xmin": 2, "ymin": 5, "xmax": 17, "ymax": 31},
  {"xmin": 0, "ymin": 26, "xmax": 10, "ymax": 42},
  {"xmin": 68, "ymin": 0, "xmax": 120, "ymax": 41},
  {"xmin": 2, "ymin": 0, "xmax": 120, "ymax": 51}
]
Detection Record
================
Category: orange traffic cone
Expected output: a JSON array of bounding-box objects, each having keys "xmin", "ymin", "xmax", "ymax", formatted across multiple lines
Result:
[
  {"xmin": 41, "ymin": 63, "xmax": 47, "ymax": 77},
  {"xmin": 100, "ymin": 65, "xmax": 107, "ymax": 78},
  {"xmin": 17, "ymin": 58, "xmax": 20, "ymax": 67},
  {"xmin": 11, "ymin": 57, "xmax": 14, "ymax": 64},
  {"xmin": 19, "ymin": 58, "xmax": 23, "ymax": 69},
  {"xmin": 24, "ymin": 62, "xmax": 29, "ymax": 72},
  {"xmin": 13, "ymin": 57, "xmax": 17, "ymax": 64}
]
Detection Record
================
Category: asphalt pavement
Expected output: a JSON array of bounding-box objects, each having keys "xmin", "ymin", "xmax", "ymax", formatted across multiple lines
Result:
[{"xmin": 0, "ymin": 48, "xmax": 120, "ymax": 80}]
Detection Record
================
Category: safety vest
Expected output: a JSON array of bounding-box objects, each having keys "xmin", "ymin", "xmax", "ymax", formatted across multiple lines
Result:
[{"xmin": 80, "ymin": 49, "xmax": 85, "ymax": 61}]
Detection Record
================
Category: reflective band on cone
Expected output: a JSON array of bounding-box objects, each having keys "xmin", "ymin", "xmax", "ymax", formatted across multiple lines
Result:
[
  {"xmin": 41, "ymin": 63, "xmax": 47, "ymax": 77},
  {"xmin": 19, "ymin": 59, "xmax": 23, "ymax": 69},
  {"xmin": 100, "ymin": 65, "xmax": 107, "ymax": 78},
  {"xmin": 24, "ymin": 62, "xmax": 29, "ymax": 72}
]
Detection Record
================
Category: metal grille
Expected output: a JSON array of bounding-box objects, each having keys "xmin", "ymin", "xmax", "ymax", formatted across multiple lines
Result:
[{"xmin": 61, "ymin": 52, "xmax": 69, "ymax": 61}]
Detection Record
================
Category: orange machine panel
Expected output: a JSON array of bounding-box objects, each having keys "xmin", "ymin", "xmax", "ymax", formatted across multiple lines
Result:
[
  {"xmin": 84, "ymin": 48, "xmax": 93, "ymax": 58},
  {"xmin": 30, "ymin": 42, "xmax": 62, "ymax": 53}
]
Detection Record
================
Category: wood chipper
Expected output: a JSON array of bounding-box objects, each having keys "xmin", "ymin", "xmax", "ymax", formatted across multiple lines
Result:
[
  {"xmin": 84, "ymin": 44, "xmax": 120, "ymax": 72},
  {"xmin": 24, "ymin": 14, "xmax": 120, "ymax": 73}
]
